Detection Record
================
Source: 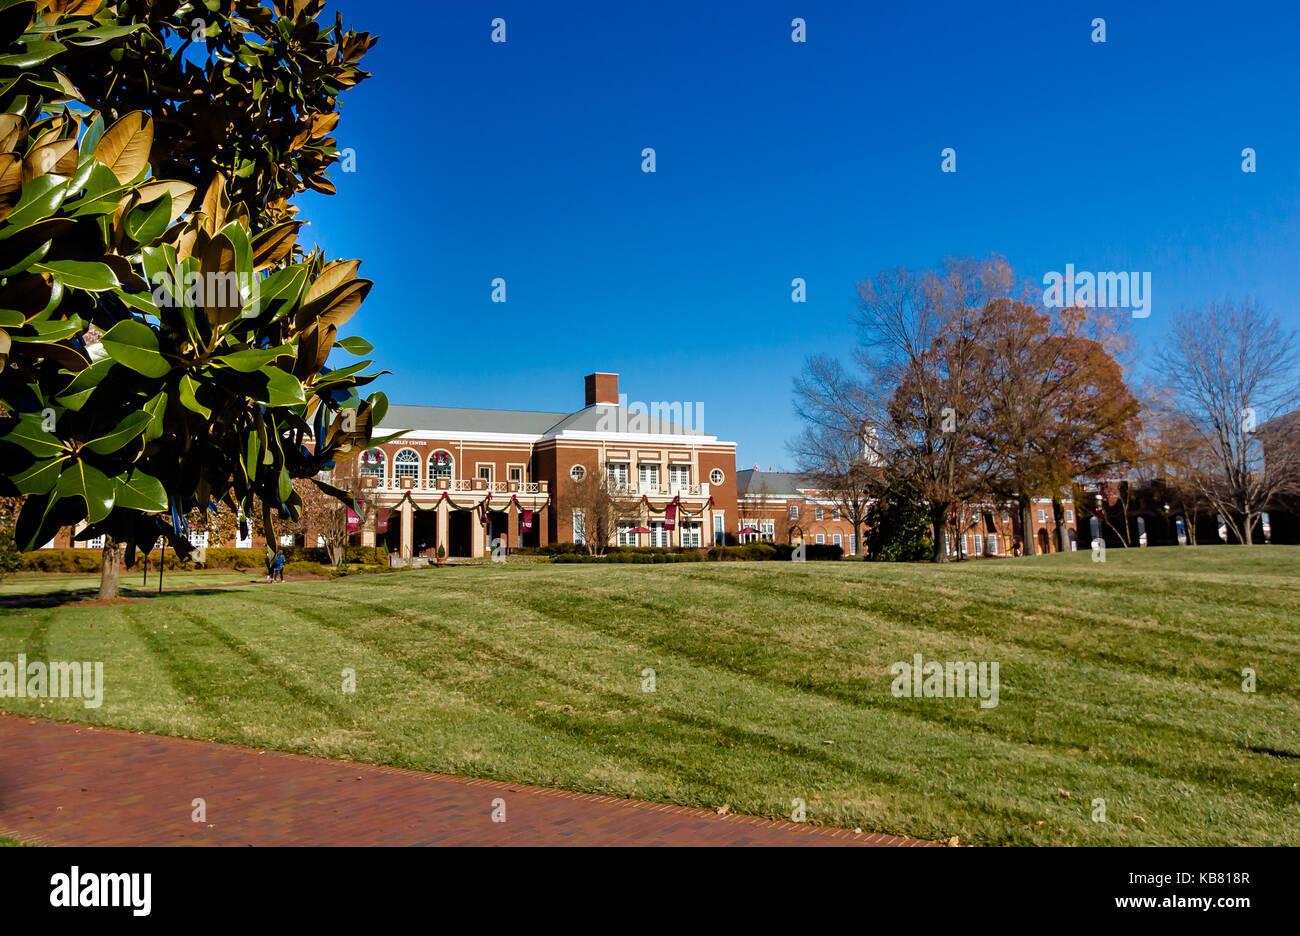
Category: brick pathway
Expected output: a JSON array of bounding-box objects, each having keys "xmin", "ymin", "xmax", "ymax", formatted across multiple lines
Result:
[{"xmin": 0, "ymin": 716, "xmax": 935, "ymax": 846}]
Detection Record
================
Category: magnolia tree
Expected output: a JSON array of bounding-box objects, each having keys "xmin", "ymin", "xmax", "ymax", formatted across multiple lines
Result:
[{"xmin": 0, "ymin": 1, "xmax": 394, "ymax": 596}]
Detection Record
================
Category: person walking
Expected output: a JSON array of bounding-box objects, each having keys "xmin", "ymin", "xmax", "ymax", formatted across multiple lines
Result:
[
  {"xmin": 272, "ymin": 548, "xmax": 286, "ymax": 583},
  {"xmin": 264, "ymin": 543, "xmax": 275, "ymax": 582}
]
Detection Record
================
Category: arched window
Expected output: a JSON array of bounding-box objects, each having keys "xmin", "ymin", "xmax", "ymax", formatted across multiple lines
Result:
[
  {"xmin": 429, "ymin": 450, "xmax": 454, "ymax": 479},
  {"xmin": 393, "ymin": 448, "xmax": 421, "ymax": 483},
  {"xmin": 360, "ymin": 448, "xmax": 386, "ymax": 478}
]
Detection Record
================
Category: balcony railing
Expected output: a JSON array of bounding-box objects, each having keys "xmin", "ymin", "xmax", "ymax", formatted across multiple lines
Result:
[
  {"xmin": 609, "ymin": 480, "xmax": 709, "ymax": 497},
  {"xmin": 361, "ymin": 476, "xmax": 548, "ymax": 494}
]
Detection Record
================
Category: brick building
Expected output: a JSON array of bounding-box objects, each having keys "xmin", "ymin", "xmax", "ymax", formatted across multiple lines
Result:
[
  {"xmin": 359, "ymin": 373, "xmax": 739, "ymax": 559},
  {"xmin": 736, "ymin": 470, "xmax": 1079, "ymax": 558},
  {"xmin": 34, "ymin": 369, "xmax": 1081, "ymax": 559}
]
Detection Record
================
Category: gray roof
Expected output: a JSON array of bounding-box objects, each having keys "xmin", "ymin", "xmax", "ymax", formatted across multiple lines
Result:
[
  {"xmin": 544, "ymin": 404, "xmax": 706, "ymax": 437},
  {"xmin": 737, "ymin": 469, "xmax": 815, "ymax": 496},
  {"xmin": 377, "ymin": 402, "xmax": 707, "ymax": 438},
  {"xmin": 378, "ymin": 404, "xmax": 569, "ymax": 435}
]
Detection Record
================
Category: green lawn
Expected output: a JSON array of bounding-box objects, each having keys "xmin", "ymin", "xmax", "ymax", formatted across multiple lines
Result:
[
  {"xmin": 0, "ymin": 570, "xmax": 266, "ymax": 602},
  {"xmin": 1, "ymin": 548, "xmax": 1297, "ymax": 845}
]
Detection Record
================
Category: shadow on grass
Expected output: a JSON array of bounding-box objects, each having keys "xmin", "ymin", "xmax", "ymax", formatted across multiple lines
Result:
[{"xmin": 0, "ymin": 585, "xmax": 265, "ymax": 610}]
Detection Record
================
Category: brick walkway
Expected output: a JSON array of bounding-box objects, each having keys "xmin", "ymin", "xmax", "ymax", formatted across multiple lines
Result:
[{"xmin": 0, "ymin": 716, "xmax": 935, "ymax": 846}]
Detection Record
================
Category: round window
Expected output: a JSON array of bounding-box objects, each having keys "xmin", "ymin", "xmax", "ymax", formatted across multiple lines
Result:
[
  {"xmin": 710, "ymin": 468, "xmax": 724, "ymax": 484},
  {"xmin": 570, "ymin": 465, "xmax": 586, "ymax": 481}
]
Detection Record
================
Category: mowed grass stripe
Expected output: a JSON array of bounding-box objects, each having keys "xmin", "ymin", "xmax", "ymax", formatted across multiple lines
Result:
[{"xmin": 2, "ymin": 548, "xmax": 1297, "ymax": 844}]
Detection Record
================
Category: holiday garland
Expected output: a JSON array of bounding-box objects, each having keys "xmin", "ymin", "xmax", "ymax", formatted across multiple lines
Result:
[
  {"xmin": 641, "ymin": 495, "xmax": 714, "ymax": 519},
  {"xmin": 392, "ymin": 490, "xmax": 551, "ymax": 527}
]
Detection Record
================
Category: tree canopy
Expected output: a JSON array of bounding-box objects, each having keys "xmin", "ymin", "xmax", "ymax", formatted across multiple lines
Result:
[{"xmin": 0, "ymin": 0, "xmax": 389, "ymax": 593}]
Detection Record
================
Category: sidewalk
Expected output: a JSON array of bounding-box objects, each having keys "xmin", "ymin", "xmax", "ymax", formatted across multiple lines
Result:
[{"xmin": 0, "ymin": 716, "xmax": 935, "ymax": 846}]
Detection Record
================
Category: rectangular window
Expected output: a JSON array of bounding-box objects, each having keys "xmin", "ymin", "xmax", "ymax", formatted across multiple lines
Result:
[
  {"xmin": 974, "ymin": 534, "xmax": 983, "ymax": 556},
  {"xmin": 760, "ymin": 520, "xmax": 775, "ymax": 541},
  {"xmin": 1037, "ymin": 509, "xmax": 1047, "ymax": 523},
  {"xmin": 815, "ymin": 506, "xmax": 824, "ymax": 521},
  {"xmin": 849, "ymin": 534, "xmax": 857, "ymax": 556},
  {"xmin": 609, "ymin": 462, "xmax": 629, "ymax": 489},
  {"xmin": 668, "ymin": 464, "xmax": 690, "ymax": 490},
  {"xmin": 713, "ymin": 513, "xmax": 725, "ymax": 546},
  {"xmin": 816, "ymin": 534, "xmax": 825, "ymax": 545},
  {"xmin": 85, "ymin": 534, "xmax": 105, "ymax": 549},
  {"xmin": 638, "ymin": 463, "xmax": 660, "ymax": 488},
  {"xmin": 479, "ymin": 465, "xmax": 493, "ymax": 482},
  {"xmin": 832, "ymin": 534, "xmax": 841, "ymax": 547},
  {"xmin": 617, "ymin": 521, "xmax": 638, "ymax": 547},
  {"xmin": 573, "ymin": 510, "xmax": 586, "ymax": 545},
  {"xmin": 681, "ymin": 521, "xmax": 701, "ymax": 548},
  {"xmin": 650, "ymin": 521, "xmax": 669, "ymax": 548},
  {"xmin": 945, "ymin": 533, "xmax": 953, "ymax": 556},
  {"xmin": 789, "ymin": 505, "xmax": 799, "ymax": 520},
  {"xmin": 832, "ymin": 507, "xmax": 841, "ymax": 521},
  {"xmin": 1066, "ymin": 509, "xmax": 1074, "ymax": 522},
  {"xmin": 509, "ymin": 466, "xmax": 523, "ymax": 483}
]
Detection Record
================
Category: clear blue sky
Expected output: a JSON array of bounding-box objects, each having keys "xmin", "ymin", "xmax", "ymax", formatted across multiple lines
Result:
[{"xmin": 301, "ymin": 0, "xmax": 1300, "ymax": 469}]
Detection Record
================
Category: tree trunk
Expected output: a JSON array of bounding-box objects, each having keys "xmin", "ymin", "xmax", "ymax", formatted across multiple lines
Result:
[
  {"xmin": 1053, "ymin": 497, "xmax": 1070, "ymax": 553},
  {"xmin": 98, "ymin": 535, "xmax": 123, "ymax": 600},
  {"xmin": 1243, "ymin": 513, "xmax": 1255, "ymax": 545},
  {"xmin": 930, "ymin": 503, "xmax": 950, "ymax": 563},
  {"xmin": 1020, "ymin": 497, "xmax": 1037, "ymax": 556}
]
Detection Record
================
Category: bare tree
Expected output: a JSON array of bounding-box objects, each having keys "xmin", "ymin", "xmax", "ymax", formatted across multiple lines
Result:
[
  {"xmin": 1157, "ymin": 301, "xmax": 1300, "ymax": 544},
  {"xmin": 789, "ymin": 422, "xmax": 883, "ymax": 556},
  {"xmin": 561, "ymin": 462, "xmax": 640, "ymax": 555},
  {"xmin": 279, "ymin": 471, "xmax": 356, "ymax": 566},
  {"xmin": 795, "ymin": 258, "xmax": 1009, "ymax": 562},
  {"xmin": 972, "ymin": 299, "xmax": 1140, "ymax": 555}
]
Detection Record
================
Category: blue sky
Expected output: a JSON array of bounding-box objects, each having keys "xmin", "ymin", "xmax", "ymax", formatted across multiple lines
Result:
[{"xmin": 301, "ymin": 0, "xmax": 1300, "ymax": 468}]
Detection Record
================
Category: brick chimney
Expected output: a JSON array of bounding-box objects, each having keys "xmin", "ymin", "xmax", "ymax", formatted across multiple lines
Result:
[{"xmin": 584, "ymin": 372, "xmax": 619, "ymax": 406}]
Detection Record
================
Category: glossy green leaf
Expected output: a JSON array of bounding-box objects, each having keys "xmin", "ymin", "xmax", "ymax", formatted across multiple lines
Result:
[
  {"xmin": 178, "ymin": 374, "xmax": 211, "ymax": 418},
  {"xmin": 124, "ymin": 192, "xmax": 171, "ymax": 244},
  {"xmin": 334, "ymin": 335, "xmax": 373, "ymax": 356},
  {"xmin": 32, "ymin": 259, "xmax": 120, "ymax": 292},
  {"xmin": 100, "ymin": 318, "xmax": 169, "ymax": 377},
  {"xmin": 112, "ymin": 468, "xmax": 167, "ymax": 512},
  {"xmin": 0, "ymin": 412, "xmax": 65, "ymax": 458},
  {"xmin": 84, "ymin": 409, "xmax": 152, "ymax": 454},
  {"xmin": 12, "ymin": 454, "xmax": 65, "ymax": 496},
  {"xmin": 5, "ymin": 174, "xmax": 68, "ymax": 229},
  {"xmin": 55, "ymin": 460, "xmax": 114, "ymax": 523},
  {"xmin": 256, "ymin": 363, "xmax": 306, "ymax": 406},
  {"xmin": 213, "ymin": 342, "xmax": 292, "ymax": 373},
  {"xmin": 142, "ymin": 391, "xmax": 167, "ymax": 443},
  {"xmin": 0, "ymin": 40, "xmax": 66, "ymax": 69}
]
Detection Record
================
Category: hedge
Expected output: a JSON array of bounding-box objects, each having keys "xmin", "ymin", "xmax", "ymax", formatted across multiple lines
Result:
[
  {"xmin": 21, "ymin": 544, "xmax": 389, "ymax": 573},
  {"xmin": 553, "ymin": 551, "xmax": 705, "ymax": 564},
  {"xmin": 548, "ymin": 543, "xmax": 844, "ymax": 563}
]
